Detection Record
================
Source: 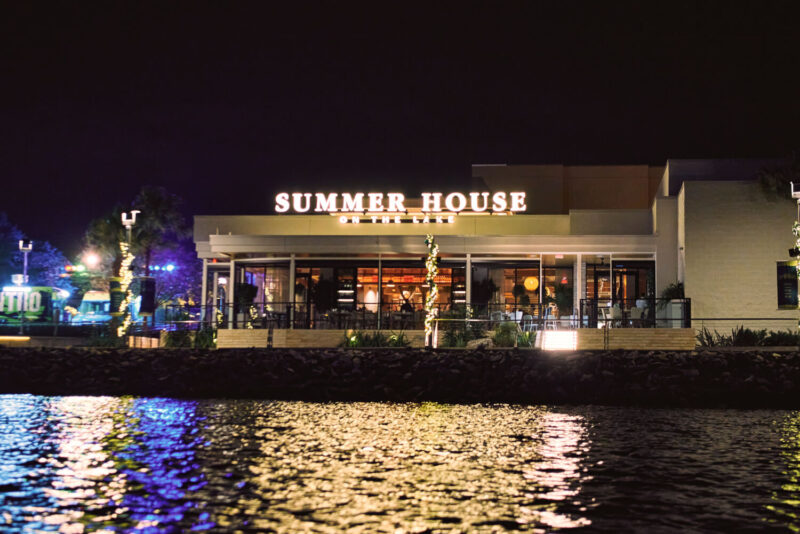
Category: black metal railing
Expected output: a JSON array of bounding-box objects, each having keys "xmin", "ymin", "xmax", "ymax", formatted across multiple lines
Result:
[
  {"xmin": 174, "ymin": 302, "xmax": 583, "ymax": 330},
  {"xmin": 579, "ymin": 298, "xmax": 691, "ymax": 328}
]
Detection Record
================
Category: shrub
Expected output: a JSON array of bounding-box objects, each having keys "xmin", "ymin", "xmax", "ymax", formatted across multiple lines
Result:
[
  {"xmin": 340, "ymin": 330, "xmax": 410, "ymax": 348},
  {"xmin": 696, "ymin": 326, "xmax": 797, "ymax": 347},
  {"xmin": 492, "ymin": 321, "xmax": 518, "ymax": 347},
  {"xmin": 194, "ymin": 327, "xmax": 216, "ymax": 349},
  {"xmin": 517, "ymin": 331, "xmax": 535, "ymax": 348},
  {"xmin": 441, "ymin": 320, "xmax": 486, "ymax": 348},
  {"xmin": 163, "ymin": 329, "xmax": 193, "ymax": 348},
  {"xmin": 763, "ymin": 329, "xmax": 800, "ymax": 346}
]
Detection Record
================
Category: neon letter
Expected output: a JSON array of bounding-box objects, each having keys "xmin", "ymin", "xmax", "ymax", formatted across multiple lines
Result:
[
  {"xmin": 368, "ymin": 193, "xmax": 385, "ymax": 212},
  {"xmin": 314, "ymin": 193, "xmax": 338, "ymax": 212},
  {"xmin": 387, "ymin": 193, "xmax": 406, "ymax": 213},
  {"xmin": 445, "ymin": 192, "xmax": 466, "ymax": 212},
  {"xmin": 341, "ymin": 193, "xmax": 365, "ymax": 212},
  {"xmin": 510, "ymin": 191, "xmax": 527, "ymax": 212},
  {"xmin": 421, "ymin": 192, "xmax": 442, "ymax": 212},
  {"xmin": 492, "ymin": 192, "xmax": 507, "ymax": 212},
  {"xmin": 275, "ymin": 193, "xmax": 290, "ymax": 213},
  {"xmin": 292, "ymin": 193, "xmax": 312, "ymax": 213},
  {"xmin": 469, "ymin": 192, "xmax": 489, "ymax": 212}
]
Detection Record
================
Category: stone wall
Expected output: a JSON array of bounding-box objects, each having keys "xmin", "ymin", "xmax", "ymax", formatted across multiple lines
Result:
[{"xmin": 2, "ymin": 347, "xmax": 800, "ymax": 408}]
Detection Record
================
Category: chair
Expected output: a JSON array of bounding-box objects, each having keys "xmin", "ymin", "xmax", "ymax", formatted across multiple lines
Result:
[
  {"xmin": 543, "ymin": 306, "xmax": 556, "ymax": 330},
  {"xmin": 489, "ymin": 310, "xmax": 503, "ymax": 326},
  {"xmin": 629, "ymin": 307, "xmax": 644, "ymax": 327},
  {"xmin": 522, "ymin": 314, "xmax": 535, "ymax": 332},
  {"xmin": 598, "ymin": 306, "xmax": 611, "ymax": 328},
  {"xmin": 610, "ymin": 305, "xmax": 623, "ymax": 328},
  {"xmin": 513, "ymin": 310, "xmax": 523, "ymax": 323}
]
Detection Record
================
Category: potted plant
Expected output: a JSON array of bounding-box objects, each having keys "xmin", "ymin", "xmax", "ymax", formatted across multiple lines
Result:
[{"xmin": 554, "ymin": 284, "xmax": 573, "ymax": 317}]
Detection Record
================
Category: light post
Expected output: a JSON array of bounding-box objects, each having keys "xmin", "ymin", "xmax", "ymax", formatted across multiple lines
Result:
[
  {"xmin": 18, "ymin": 240, "xmax": 32, "ymax": 334},
  {"xmin": 121, "ymin": 210, "xmax": 140, "ymax": 242}
]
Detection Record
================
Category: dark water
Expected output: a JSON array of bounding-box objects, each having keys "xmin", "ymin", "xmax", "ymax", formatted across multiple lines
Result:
[{"xmin": 1, "ymin": 397, "xmax": 800, "ymax": 533}]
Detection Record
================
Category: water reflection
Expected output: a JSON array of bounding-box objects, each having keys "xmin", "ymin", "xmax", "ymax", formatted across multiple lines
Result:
[
  {"xmin": 5, "ymin": 397, "xmax": 800, "ymax": 532},
  {"xmin": 768, "ymin": 411, "xmax": 800, "ymax": 530},
  {"xmin": 0, "ymin": 395, "xmax": 207, "ymax": 532},
  {"xmin": 235, "ymin": 402, "xmax": 591, "ymax": 531}
]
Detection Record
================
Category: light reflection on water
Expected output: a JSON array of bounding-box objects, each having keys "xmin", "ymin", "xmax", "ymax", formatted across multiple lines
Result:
[{"xmin": 1, "ymin": 396, "xmax": 800, "ymax": 532}]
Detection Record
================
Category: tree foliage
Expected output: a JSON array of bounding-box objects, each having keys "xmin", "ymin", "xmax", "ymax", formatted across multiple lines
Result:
[
  {"xmin": 82, "ymin": 187, "xmax": 198, "ymax": 307},
  {"xmin": 0, "ymin": 212, "xmax": 72, "ymax": 289},
  {"xmin": 758, "ymin": 154, "xmax": 800, "ymax": 201},
  {"xmin": 132, "ymin": 186, "xmax": 189, "ymax": 274}
]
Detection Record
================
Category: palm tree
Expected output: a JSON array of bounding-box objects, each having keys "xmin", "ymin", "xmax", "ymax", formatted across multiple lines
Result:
[
  {"xmin": 85, "ymin": 204, "xmax": 127, "ymax": 275},
  {"xmin": 132, "ymin": 186, "xmax": 189, "ymax": 276}
]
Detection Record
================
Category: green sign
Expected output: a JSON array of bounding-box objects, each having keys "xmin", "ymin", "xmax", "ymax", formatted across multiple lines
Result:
[{"xmin": 777, "ymin": 261, "xmax": 798, "ymax": 309}]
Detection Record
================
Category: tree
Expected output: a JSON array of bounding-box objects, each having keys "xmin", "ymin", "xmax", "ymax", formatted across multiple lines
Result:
[
  {"xmin": 147, "ymin": 240, "xmax": 202, "ymax": 306},
  {"xmin": 758, "ymin": 154, "xmax": 800, "ymax": 201},
  {"xmin": 0, "ymin": 212, "xmax": 73, "ymax": 290},
  {"xmin": 132, "ymin": 186, "xmax": 188, "ymax": 276},
  {"xmin": 85, "ymin": 204, "xmax": 127, "ymax": 275}
]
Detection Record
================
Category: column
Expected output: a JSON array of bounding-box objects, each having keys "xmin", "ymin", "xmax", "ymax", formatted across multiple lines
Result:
[
  {"xmin": 212, "ymin": 271, "xmax": 219, "ymax": 325},
  {"xmin": 575, "ymin": 253, "xmax": 582, "ymax": 323},
  {"xmin": 465, "ymin": 253, "xmax": 472, "ymax": 308},
  {"xmin": 200, "ymin": 258, "xmax": 208, "ymax": 324},
  {"xmin": 538, "ymin": 257, "xmax": 543, "ymax": 305},
  {"xmin": 377, "ymin": 254, "xmax": 382, "ymax": 330},
  {"xmin": 288, "ymin": 254, "xmax": 295, "ymax": 329},
  {"xmin": 228, "ymin": 258, "xmax": 235, "ymax": 329}
]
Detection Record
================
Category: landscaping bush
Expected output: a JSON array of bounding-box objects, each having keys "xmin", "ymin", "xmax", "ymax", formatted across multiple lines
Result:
[
  {"xmin": 163, "ymin": 329, "xmax": 193, "ymax": 348},
  {"xmin": 340, "ymin": 330, "xmax": 410, "ymax": 348},
  {"xmin": 696, "ymin": 326, "xmax": 799, "ymax": 347},
  {"xmin": 763, "ymin": 329, "xmax": 800, "ymax": 346},
  {"xmin": 194, "ymin": 327, "xmax": 217, "ymax": 349},
  {"xmin": 517, "ymin": 331, "xmax": 535, "ymax": 348},
  {"xmin": 492, "ymin": 321, "xmax": 518, "ymax": 347},
  {"xmin": 441, "ymin": 319, "xmax": 487, "ymax": 348}
]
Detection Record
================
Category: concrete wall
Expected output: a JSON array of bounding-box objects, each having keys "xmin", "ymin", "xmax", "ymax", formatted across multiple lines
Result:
[
  {"xmin": 217, "ymin": 328, "xmax": 696, "ymax": 350},
  {"xmin": 570, "ymin": 209, "xmax": 651, "ymax": 235},
  {"xmin": 653, "ymin": 196, "xmax": 679, "ymax": 297},
  {"xmin": 217, "ymin": 329, "xmax": 440, "ymax": 349},
  {"xmin": 576, "ymin": 328, "xmax": 696, "ymax": 350},
  {"xmin": 682, "ymin": 181, "xmax": 797, "ymax": 330}
]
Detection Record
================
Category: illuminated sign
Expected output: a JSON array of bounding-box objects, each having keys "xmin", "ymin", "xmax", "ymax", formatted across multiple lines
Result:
[{"xmin": 275, "ymin": 191, "xmax": 527, "ymax": 215}]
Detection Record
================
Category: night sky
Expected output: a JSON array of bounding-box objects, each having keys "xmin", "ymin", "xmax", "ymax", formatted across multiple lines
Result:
[{"xmin": 2, "ymin": 1, "xmax": 799, "ymax": 256}]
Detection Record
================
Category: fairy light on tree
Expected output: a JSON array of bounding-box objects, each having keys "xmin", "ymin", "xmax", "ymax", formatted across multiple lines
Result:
[
  {"xmin": 114, "ymin": 210, "xmax": 139, "ymax": 338},
  {"xmin": 792, "ymin": 183, "xmax": 800, "ymax": 329},
  {"xmin": 424, "ymin": 234, "xmax": 439, "ymax": 347},
  {"xmin": 116, "ymin": 241, "xmax": 136, "ymax": 337}
]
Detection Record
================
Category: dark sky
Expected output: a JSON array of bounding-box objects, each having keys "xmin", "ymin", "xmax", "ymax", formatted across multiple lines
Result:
[{"xmin": 2, "ymin": 1, "xmax": 799, "ymax": 255}]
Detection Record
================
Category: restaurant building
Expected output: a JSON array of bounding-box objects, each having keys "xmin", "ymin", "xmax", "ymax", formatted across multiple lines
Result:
[{"xmin": 193, "ymin": 158, "xmax": 795, "ymax": 348}]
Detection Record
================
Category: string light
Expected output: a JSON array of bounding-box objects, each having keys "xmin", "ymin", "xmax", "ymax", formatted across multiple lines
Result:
[
  {"xmin": 794, "ymin": 221, "xmax": 800, "ymax": 330},
  {"xmin": 116, "ymin": 241, "xmax": 136, "ymax": 337},
  {"xmin": 424, "ymin": 234, "xmax": 439, "ymax": 347}
]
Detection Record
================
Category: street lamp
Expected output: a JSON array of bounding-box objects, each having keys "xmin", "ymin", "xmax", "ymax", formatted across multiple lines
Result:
[
  {"xmin": 19, "ymin": 240, "xmax": 32, "ymax": 283},
  {"xmin": 121, "ymin": 210, "xmax": 140, "ymax": 243},
  {"xmin": 82, "ymin": 251, "xmax": 101, "ymax": 270},
  {"xmin": 17, "ymin": 240, "xmax": 32, "ymax": 334}
]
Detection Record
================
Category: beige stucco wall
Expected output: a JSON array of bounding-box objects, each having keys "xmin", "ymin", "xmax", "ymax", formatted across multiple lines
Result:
[
  {"xmin": 682, "ymin": 181, "xmax": 797, "ymax": 331},
  {"xmin": 652, "ymin": 196, "xmax": 678, "ymax": 297},
  {"xmin": 194, "ymin": 213, "xmax": 571, "ymax": 242},
  {"xmin": 570, "ymin": 209, "xmax": 651, "ymax": 235}
]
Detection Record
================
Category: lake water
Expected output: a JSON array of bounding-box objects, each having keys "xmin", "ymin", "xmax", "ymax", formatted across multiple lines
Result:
[{"xmin": 1, "ymin": 396, "xmax": 799, "ymax": 532}]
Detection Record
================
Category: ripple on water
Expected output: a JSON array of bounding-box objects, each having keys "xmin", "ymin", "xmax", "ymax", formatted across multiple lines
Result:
[{"xmin": 0, "ymin": 396, "xmax": 798, "ymax": 532}]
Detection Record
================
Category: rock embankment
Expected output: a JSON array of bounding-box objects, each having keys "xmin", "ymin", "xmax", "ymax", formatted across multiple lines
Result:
[{"xmin": 1, "ymin": 347, "xmax": 799, "ymax": 407}]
